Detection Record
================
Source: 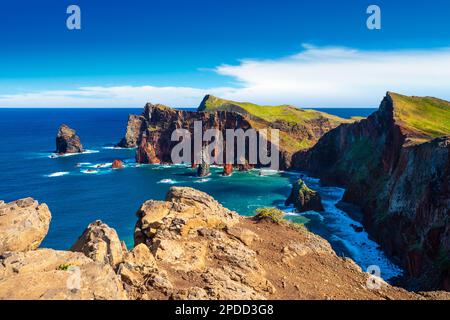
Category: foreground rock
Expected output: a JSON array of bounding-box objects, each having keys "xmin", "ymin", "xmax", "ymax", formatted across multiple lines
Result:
[
  {"xmin": 293, "ymin": 92, "xmax": 450, "ymax": 290},
  {"xmin": 71, "ymin": 220, "xmax": 126, "ymax": 269},
  {"xmin": 56, "ymin": 124, "xmax": 84, "ymax": 154},
  {"xmin": 0, "ymin": 198, "xmax": 51, "ymax": 255},
  {"xmin": 0, "ymin": 249, "xmax": 127, "ymax": 300},
  {"xmin": 1, "ymin": 189, "xmax": 449, "ymax": 300},
  {"xmin": 127, "ymin": 187, "xmax": 433, "ymax": 300},
  {"xmin": 285, "ymin": 179, "xmax": 324, "ymax": 213}
]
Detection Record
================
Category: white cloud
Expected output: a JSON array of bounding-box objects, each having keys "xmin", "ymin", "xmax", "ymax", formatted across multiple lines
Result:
[{"xmin": 2, "ymin": 44, "xmax": 450, "ymax": 108}]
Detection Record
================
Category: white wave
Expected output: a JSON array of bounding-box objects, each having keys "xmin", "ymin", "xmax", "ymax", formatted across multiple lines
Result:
[
  {"xmin": 102, "ymin": 146, "xmax": 136, "ymax": 150},
  {"xmin": 47, "ymin": 172, "xmax": 69, "ymax": 177},
  {"xmin": 258, "ymin": 169, "xmax": 279, "ymax": 176},
  {"xmin": 315, "ymin": 185, "xmax": 403, "ymax": 280},
  {"xmin": 76, "ymin": 162, "xmax": 92, "ymax": 167},
  {"xmin": 157, "ymin": 179, "xmax": 178, "ymax": 184},
  {"xmin": 91, "ymin": 163, "xmax": 112, "ymax": 169},
  {"xmin": 49, "ymin": 149, "xmax": 99, "ymax": 158},
  {"xmin": 194, "ymin": 178, "xmax": 211, "ymax": 183},
  {"xmin": 81, "ymin": 169, "xmax": 99, "ymax": 174}
]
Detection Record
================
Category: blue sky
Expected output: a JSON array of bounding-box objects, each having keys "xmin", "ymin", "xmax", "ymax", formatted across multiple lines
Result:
[{"xmin": 1, "ymin": 0, "xmax": 450, "ymax": 107}]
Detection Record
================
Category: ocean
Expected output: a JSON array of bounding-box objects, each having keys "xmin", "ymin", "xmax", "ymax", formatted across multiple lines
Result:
[{"xmin": 0, "ymin": 107, "xmax": 403, "ymax": 280}]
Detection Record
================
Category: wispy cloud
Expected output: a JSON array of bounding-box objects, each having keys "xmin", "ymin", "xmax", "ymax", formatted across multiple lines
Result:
[{"xmin": 2, "ymin": 45, "xmax": 450, "ymax": 108}]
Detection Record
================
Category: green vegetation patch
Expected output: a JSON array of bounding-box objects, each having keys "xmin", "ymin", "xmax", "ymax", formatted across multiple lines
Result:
[
  {"xmin": 253, "ymin": 207, "xmax": 285, "ymax": 223},
  {"xmin": 57, "ymin": 263, "xmax": 72, "ymax": 271},
  {"xmin": 390, "ymin": 92, "xmax": 450, "ymax": 140},
  {"xmin": 199, "ymin": 95, "xmax": 348, "ymax": 126}
]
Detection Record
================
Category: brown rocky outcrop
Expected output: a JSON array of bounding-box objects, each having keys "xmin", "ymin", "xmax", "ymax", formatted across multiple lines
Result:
[
  {"xmin": 112, "ymin": 159, "xmax": 124, "ymax": 169},
  {"xmin": 71, "ymin": 220, "xmax": 126, "ymax": 269},
  {"xmin": 0, "ymin": 249, "xmax": 127, "ymax": 300},
  {"xmin": 0, "ymin": 198, "xmax": 51, "ymax": 255},
  {"xmin": 127, "ymin": 187, "xmax": 439, "ymax": 300},
  {"xmin": 285, "ymin": 179, "xmax": 324, "ymax": 213},
  {"xmin": 56, "ymin": 124, "xmax": 84, "ymax": 154},
  {"xmin": 1, "ymin": 191, "xmax": 450, "ymax": 300},
  {"xmin": 292, "ymin": 92, "xmax": 450, "ymax": 290},
  {"xmin": 116, "ymin": 115, "xmax": 144, "ymax": 148}
]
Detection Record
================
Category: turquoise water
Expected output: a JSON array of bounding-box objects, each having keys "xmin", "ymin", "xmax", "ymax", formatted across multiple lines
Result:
[{"xmin": 0, "ymin": 108, "xmax": 402, "ymax": 280}]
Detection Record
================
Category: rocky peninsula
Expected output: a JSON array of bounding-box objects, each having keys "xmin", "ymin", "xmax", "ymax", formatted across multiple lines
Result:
[{"xmin": 116, "ymin": 95, "xmax": 350, "ymax": 170}]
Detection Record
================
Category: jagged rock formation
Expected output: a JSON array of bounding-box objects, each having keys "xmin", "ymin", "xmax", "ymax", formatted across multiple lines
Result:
[
  {"xmin": 116, "ymin": 115, "xmax": 144, "ymax": 148},
  {"xmin": 117, "ymin": 96, "xmax": 349, "ymax": 170},
  {"xmin": 285, "ymin": 179, "xmax": 324, "ymax": 213},
  {"xmin": 0, "ymin": 249, "xmax": 127, "ymax": 300},
  {"xmin": 56, "ymin": 124, "xmax": 84, "ymax": 154},
  {"xmin": 71, "ymin": 220, "xmax": 126, "ymax": 269},
  {"xmin": 0, "ymin": 198, "xmax": 51, "ymax": 255},
  {"xmin": 196, "ymin": 148, "xmax": 210, "ymax": 177},
  {"xmin": 129, "ymin": 187, "xmax": 433, "ymax": 300},
  {"xmin": 292, "ymin": 92, "xmax": 450, "ymax": 291},
  {"xmin": 1, "ymin": 190, "xmax": 450, "ymax": 299}
]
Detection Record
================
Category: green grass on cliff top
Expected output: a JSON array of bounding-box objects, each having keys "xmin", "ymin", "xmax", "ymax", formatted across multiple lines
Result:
[
  {"xmin": 391, "ymin": 92, "xmax": 450, "ymax": 140},
  {"xmin": 198, "ymin": 95, "xmax": 348, "ymax": 125}
]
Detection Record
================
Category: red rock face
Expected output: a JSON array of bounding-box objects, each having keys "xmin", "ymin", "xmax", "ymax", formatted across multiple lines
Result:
[
  {"xmin": 222, "ymin": 164, "xmax": 233, "ymax": 176},
  {"xmin": 118, "ymin": 101, "xmax": 341, "ymax": 170},
  {"xmin": 112, "ymin": 160, "xmax": 124, "ymax": 169},
  {"xmin": 292, "ymin": 92, "xmax": 450, "ymax": 291}
]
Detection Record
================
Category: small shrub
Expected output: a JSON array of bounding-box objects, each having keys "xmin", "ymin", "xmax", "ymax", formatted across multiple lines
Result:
[
  {"xmin": 57, "ymin": 263, "xmax": 72, "ymax": 271},
  {"xmin": 253, "ymin": 207, "xmax": 284, "ymax": 223}
]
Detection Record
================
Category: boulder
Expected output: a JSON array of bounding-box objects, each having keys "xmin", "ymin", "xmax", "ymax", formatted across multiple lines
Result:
[
  {"xmin": 0, "ymin": 198, "xmax": 51, "ymax": 255},
  {"xmin": 222, "ymin": 164, "xmax": 233, "ymax": 176},
  {"xmin": 285, "ymin": 179, "xmax": 324, "ymax": 213},
  {"xmin": 112, "ymin": 159, "xmax": 124, "ymax": 169},
  {"xmin": 55, "ymin": 124, "xmax": 84, "ymax": 154},
  {"xmin": 71, "ymin": 220, "xmax": 126, "ymax": 269},
  {"xmin": 0, "ymin": 249, "xmax": 127, "ymax": 300},
  {"xmin": 131, "ymin": 187, "xmax": 273, "ymax": 299}
]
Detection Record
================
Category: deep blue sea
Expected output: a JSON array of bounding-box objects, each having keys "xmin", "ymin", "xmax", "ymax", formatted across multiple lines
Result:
[{"xmin": 0, "ymin": 107, "xmax": 403, "ymax": 280}]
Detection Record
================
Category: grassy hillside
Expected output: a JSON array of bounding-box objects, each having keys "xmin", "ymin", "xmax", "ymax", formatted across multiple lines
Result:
[
  {"xmin": 198, "ymin": 95, "xmax": 347, "ymax": 126},
  {"xmin": 390, "ymin": 92, "xmax": 450, "ymax": 141},
  {"xmin": 198, "ymin": 95, "xmax": 351, "ymax": 152}
]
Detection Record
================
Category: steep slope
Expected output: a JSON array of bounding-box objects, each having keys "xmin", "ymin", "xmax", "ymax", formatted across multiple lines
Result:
[{"xmin": 292, "ymin": 92, "xmax": 450, "ymax": 291}]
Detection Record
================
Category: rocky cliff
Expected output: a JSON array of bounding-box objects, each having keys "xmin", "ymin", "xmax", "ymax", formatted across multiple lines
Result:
[
  {"xmin": 292, "ymin": 92, "xmax": 450, "ymax": 290},
  {"xmin": 3, "ymin": 188, "xmax": 446, "ymax": 300},
  {"xmin": 117, "ymin": 96, "xmax": 349, "ymax": 170}
]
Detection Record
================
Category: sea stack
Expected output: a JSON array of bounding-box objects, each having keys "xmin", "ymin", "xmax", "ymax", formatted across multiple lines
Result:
[
  {"xmin": 285, "ymin": 179, "xmax": 324, "ymax": 213},
  {"xmin": 197, "ymin": 148, "xmax": 210, "ymax": 177},
  {"xmin": 55, "ymin": 124, "xmax": 84, "ymax": 154}
]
